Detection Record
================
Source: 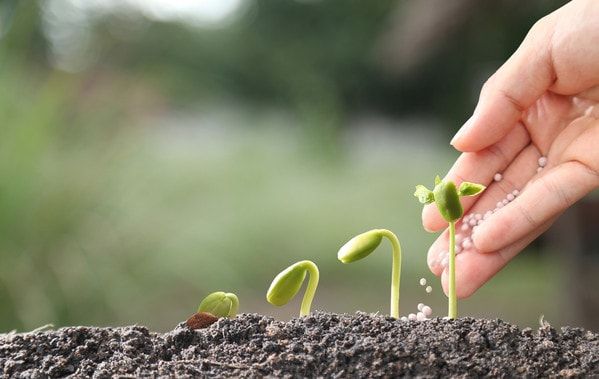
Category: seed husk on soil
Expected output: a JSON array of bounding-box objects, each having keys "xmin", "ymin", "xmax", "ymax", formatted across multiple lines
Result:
[
  {"xmin": 1, "ymin": 312, "xmax": 597, "ymax": 377},
  {"xmin": 186, "ymin": 312, "xmax": 219, "ymax": 330}
]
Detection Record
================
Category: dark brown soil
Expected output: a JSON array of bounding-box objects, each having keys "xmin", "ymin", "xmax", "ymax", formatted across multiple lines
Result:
[{"xmin": 1, "ymin": 312, "xmax": 598, "ymax": 378}]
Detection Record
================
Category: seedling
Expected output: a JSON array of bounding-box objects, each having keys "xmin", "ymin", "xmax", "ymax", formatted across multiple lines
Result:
[
  {"xmin": 198, "ymin": 291, "xmax": 239, "ymax": 318},
  {"xmin": 337, "ymin": 229, "xmax": 402, "ymax": 318},
  {"xmin": 267, "ymin": 260, "xmax": 319, "ymax": 316},
  {"xmin": 414, "ymin": 176, "xmax": 484, "ymax": 319}
]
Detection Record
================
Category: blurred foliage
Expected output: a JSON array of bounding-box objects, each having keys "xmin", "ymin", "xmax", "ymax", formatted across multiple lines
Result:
[{"xmin": 0, "ymin": 0, "xmax": 572, "ymax": 331}]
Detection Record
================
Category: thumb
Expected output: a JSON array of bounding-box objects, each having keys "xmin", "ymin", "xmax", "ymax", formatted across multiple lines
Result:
[{"xmin": 451, "ymin": 14, "xmax": 557, "ymax": 152}]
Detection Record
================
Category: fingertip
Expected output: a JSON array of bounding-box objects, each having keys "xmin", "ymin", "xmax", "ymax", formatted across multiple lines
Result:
[
  {"xmin": 427, "ymin": 245, "xmax": 444, "ymax": 277},
  {"xmin": 422, "ymin": 204, "xmax": 446, "ymax": 232},
  {"xmin": 471, "ymin": 215, "xmax": 510, "ymax": 253},
  {"xmin": 450, "ymin": 115, "xmax": 495, "ymax": 152},
  {"xmin": 441, "ymin": 260, "xmax": 479, "ymax": 300},
  {"xmin": 450, "ymin": 126, "xmax": 497, "ymax": 152},
  {"xmin": 440, "ymin": 270, "xmax": 449, "ymax": 296},
  {"xmin": 470, "ymin": 228, "xmax": 493, "ymax": 253},
  {"xmin": 456, "ymin": 281, "xmax": 477, "ymax": 299}
]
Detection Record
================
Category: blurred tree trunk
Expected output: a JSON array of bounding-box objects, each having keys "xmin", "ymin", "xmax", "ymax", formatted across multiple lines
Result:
[{"xmin": 548, "ymin": 198, "xmax": 599, "ymax": 330}]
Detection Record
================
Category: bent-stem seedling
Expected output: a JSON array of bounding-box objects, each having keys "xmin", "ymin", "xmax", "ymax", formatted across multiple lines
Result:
[
  {"xmin": 267, "ymin": 260, "xmax": 319, "ymax": 316},
  {"xmin": 198, "ymin": 291, "xmax": 239, "ymax": 318},
  {"xmin": 414, "ymin": 176, "xmax": 485, "ymax": 319},
  {"xmin": 337, "ymin": 229, "xmax": 402, "ymax": 318}
]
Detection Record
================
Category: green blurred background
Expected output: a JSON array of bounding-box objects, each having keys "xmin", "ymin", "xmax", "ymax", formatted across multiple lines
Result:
[{"xmin": 1, "ymin": 0, "xmax": 590, "ymax": 332}]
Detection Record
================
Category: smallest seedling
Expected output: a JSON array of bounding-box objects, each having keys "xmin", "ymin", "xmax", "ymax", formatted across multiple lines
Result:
[{"xmin": 198, "ymin": 291, "xmax": 239, "ymax": 318}]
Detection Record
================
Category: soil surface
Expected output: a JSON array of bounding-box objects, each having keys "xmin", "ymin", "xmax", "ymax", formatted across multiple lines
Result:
[{"xmin": 1, "ymin": 312, "xmax": 598, "ymax": 378}]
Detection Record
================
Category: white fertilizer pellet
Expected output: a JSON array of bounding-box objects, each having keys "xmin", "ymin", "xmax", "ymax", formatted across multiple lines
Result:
[
  {"xmin": 422, "ymin": 305, "xmax": 432, "ymax": 317},
  {"xmin": 441, "ymin": 256, "xmax": 448, "ymax": 268},
  {"xmin": 425, "ymin": 286, "xmax": 432, "ymax": 293},
  {"xmin": 538, "ymin": 156, "xmax": 547, "ymax": 167},
  {"xmin": 496, "ymin": 201, "xmax": 504, "ymax": 209},
  {"xmin": 417, "ymin": 303, "xmax": 424, "ymax": 311},
  {"xmin": 400, "ymin": 316, "xmax": 408, "ymax": 322},
  {"xmin": 512, "ymin": 189, "xmax": 519, "ymax": 196},
  {"xmin": 408, "ymin": 313, "xmax": 417, "ymax": 321},
  {"xmin": 475, "ymin": 213, "xmax": 482, "ymax": 221},
  {"xmin": 507, "ymin": 193, "xmax": 515, "ymax": 201},
  {"xmin": 461, "ymin": 223, "xmax": 469, "ymax": 231},
  {"xmin": 419, "ymin": 278, "xmax": 427, "ymax": 286},
  {"xmin": 502, "ymin": 199, "xmax": 509, "ymax": 205},
  {"xmin": 468, "ymin": 218, "xmax": 477, "ymax": 226},
  {"xmin": 494, "ymin": 173, "xmax": 502, "ymax": 182},
  {"xmin": 416, "ymin": 312, "xmax": 426, "ymax": 321}
]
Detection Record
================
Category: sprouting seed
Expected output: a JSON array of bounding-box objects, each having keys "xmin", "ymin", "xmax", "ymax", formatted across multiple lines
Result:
[
  {"xmin": 338, "ymin": 229, "xmax": 402, "ymax": 318},
  {"xmin": 267, "ymin": 260, "xmax": 319, "ymax": 316},
  {"xmin": 419, "ymin": 278, "xmax": 427, "ymax": 286},
  {"xmin": 198, "ymin": 291, "xmax": 239, "ymax": 318}
]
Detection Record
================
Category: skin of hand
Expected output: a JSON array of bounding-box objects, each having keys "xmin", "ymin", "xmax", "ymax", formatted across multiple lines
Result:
[{"xmin": 422, "ymin": 0, "xmax": 599, "ymax": 298}]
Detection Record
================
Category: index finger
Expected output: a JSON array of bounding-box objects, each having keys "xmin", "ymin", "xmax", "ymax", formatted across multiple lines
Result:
[{"xmin": 450, "ymin": 14, "xmax": 556, "ymax": 152}]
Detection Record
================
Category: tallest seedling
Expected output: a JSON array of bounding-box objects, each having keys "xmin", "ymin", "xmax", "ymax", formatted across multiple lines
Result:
[{"xmin": 414, "ymin": 176, "xmax": 485, "ymax": 319}]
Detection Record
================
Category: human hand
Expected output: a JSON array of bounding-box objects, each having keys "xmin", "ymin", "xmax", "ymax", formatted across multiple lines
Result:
[{"xmin": 422, "ymin": 0, "xmax": 599, "ymax": 298}]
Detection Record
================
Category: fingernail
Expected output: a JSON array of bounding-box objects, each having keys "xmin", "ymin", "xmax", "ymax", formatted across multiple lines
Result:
[{"xmin": 450, "ymin": 115, "xmax": 475, "ymax": 146}]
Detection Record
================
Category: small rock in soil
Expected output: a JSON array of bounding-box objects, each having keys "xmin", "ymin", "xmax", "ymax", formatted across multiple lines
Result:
[{"xmin": 1, "ymin": 312, "xmax": 597, "ymax": 378}]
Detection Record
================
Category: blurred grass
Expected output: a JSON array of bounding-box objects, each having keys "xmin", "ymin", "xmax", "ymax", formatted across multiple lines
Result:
[
  {"xmin": 0, "ymin": 61, "xmax": 562, "ymax": 331},
  {"xmin": 0, "ymin": 0, "xmax": 572, "ymax": 332}
]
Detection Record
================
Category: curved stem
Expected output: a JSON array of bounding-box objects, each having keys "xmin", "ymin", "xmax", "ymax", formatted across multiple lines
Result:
[
  {"xmin": 448, "ymin": 221, "xmax": 457, "ymax": 319},
  {"xmin": 379, "ymin": 229, "xmax": 401, "ymax": 318},
  {"xmin": 299, "ymin": 261, "xmax": 319, "ymax": 316}
]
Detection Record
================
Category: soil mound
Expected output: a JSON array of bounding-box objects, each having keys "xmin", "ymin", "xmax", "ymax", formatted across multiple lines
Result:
[{"xmin": 1, "ymin": 312, "xmax": 597, "ymax": 377}]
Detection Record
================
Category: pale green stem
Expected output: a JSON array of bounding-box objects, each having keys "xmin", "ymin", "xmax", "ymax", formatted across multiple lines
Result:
[
  {"xmin": 448, "ymin": 221, "xmax": 457, "ymax": 319},
  {"xmin": 299, "ymin": 261, "xmax": 319, "ymax": 316},
  {"xmin": 379, "ymin": 229, "xmax": 401, "ymax": 318}
]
